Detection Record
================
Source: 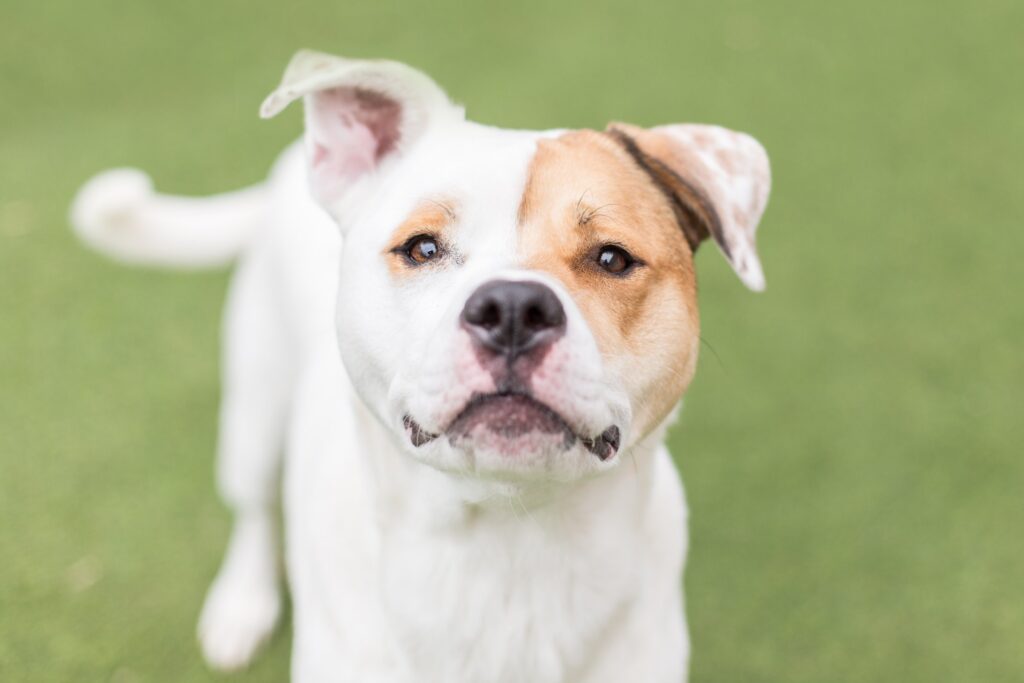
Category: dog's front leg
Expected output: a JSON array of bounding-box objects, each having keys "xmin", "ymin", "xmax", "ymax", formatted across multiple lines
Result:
[{"xmin": 197, "ymin": 254, "xmax": 294, "ymax": 671}]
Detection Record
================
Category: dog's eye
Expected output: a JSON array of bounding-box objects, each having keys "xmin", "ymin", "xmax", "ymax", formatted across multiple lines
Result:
[
  {"xmin": 402, "ymin": 234, "xmax": 443, "ymax": 265},
  {"xmin": 596, "ymin": 245, "xmax": 636, "ymax": 275}
]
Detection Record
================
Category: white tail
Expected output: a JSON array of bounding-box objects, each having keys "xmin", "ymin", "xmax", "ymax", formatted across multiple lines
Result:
[{"xmin": 70, "ymin": 168, "xmax": 267, "ymax": 268}]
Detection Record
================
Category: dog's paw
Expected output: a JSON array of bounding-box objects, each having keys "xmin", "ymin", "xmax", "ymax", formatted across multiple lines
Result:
[{"xmin": 197, "ymin": 574, "xmax": 281, "ymax": 672}]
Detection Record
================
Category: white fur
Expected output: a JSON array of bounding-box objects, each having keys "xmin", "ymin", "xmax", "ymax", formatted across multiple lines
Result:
[
  {"xmin": 70, "ymin": 168, "xmax": 268, "ymax": 268},
  {"xmin": 70, "ymin": 50, "xmax": 770, "ymax": 682}
]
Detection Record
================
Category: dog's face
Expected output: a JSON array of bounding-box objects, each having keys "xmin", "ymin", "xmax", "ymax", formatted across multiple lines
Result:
[{"xmin": 263, "ymin": 52, "xmax": 770, "ymax": 486}]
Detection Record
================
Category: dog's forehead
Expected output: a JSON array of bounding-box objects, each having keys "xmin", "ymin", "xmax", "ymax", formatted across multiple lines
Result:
[
  {"xmin": 368, "ymin": 123, "xmax": 701, "ymax": 308},
  {"xmin": 357, "ymin": 123, "xmax": 544, "ymax": 253},
  {"xmin": 376, "ymin": 124, "xmax": 669, "ymax": 251},
  {"xmin": 401, "ymin": 123, "xmax": 553, "ymax": 207}
]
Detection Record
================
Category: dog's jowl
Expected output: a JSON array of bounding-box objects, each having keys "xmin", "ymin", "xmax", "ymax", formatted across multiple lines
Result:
[{"xmin": 71, "ymin": 50, "xmax": 770, "ymax": 683}]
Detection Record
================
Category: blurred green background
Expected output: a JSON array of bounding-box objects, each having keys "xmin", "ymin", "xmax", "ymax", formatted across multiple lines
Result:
[{"xmin": 2, "ymin": 0, "xmax": 1022, "ymax": 681}]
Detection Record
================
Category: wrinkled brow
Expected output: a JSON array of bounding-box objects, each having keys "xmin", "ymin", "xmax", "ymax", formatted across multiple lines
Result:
[
  {"xmin": 574, "ymin": 192, "xmax": 621, "ymax": 229},
  {"xmin": 424, "ymin": 197, "xmax": 457, "ymax": 222}
]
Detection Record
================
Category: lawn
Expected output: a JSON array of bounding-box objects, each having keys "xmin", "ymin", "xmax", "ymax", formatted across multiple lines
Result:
[{"xmin": 2, "ymin": 0, "xmax": 1022, "ymax": 681}]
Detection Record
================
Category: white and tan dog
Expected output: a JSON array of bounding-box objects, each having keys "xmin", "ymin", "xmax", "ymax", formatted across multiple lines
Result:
[{"xmin": 71, "ymin": 50, "xmax": 770, "ymax": 683}]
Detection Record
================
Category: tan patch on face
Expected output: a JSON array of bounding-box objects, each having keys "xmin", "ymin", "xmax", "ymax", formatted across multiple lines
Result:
[
  {"xmin": 517, "ymin": 130, "xmax": 702, "ymax": 438},
  {"xmin": 383, "ymin": 198, "xmax": 457, "ymax": 277},
  {"xmin": 608, "ymin": 123, "xmax": 726, "ymax": 253}
]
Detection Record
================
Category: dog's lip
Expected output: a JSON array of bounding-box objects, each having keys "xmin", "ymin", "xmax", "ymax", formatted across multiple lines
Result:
[
  {"xmin": 402, "ymin": 414, "xmax": 439, "ymax": 447},
  {"xmin": 580, "ymin": 425, "xmax": 620, "ymax": 461},
  {"xmin": 402, "ymin": 393, "xmax": 620, "ymax": 460}
]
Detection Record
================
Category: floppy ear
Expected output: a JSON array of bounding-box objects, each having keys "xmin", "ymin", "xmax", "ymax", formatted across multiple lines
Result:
[
  {"xmin": 606, "ymin": 123, "xmax": 771, "ymax": 291},
  {"xmin": 261, "ymin": 50, "xmax": 458, "ymax": 208}
]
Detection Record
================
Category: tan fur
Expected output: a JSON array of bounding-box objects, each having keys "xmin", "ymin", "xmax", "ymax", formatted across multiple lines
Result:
[
  {"xmin": 383, "ymin": 199, "xmax": 457, "ymax": 277},
  {"xmin": 517, "ymin": 129, "xmax": 701, "ymax": 439},
  {"xmin": 609, "ymin": 122, "xmax": 771, "ymax": 279}
]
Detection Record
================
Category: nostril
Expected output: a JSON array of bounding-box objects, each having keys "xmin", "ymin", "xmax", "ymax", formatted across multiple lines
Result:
[
  {"xmin": 524, "ymin": 294, "xmax": 565, "ymax": 332},
  {"xmin": 464, "ymin": 296, "xmax": 503, "ymax": 330},
  {"xmin": 479, "ymin": 301, "xmax": 501, "ymax": 329},
  {"xmin": 524, "ymin": 304, "xmax": 547, "ymax": 330}
]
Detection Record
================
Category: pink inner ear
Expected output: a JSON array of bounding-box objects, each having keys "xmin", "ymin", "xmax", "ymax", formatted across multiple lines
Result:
[{"xmin": 308, "ymin": 87, "xmax": 403, "ymax": 201}]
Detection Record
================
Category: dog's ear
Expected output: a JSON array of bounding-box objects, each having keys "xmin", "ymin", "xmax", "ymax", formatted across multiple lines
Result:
[
  {"xmin": 606, "ymin": 123, "xmax": 770, "ymax": 291},
  {"xmin": 261, "ymin": 50, "xmax": 459, "ymax": 208}
]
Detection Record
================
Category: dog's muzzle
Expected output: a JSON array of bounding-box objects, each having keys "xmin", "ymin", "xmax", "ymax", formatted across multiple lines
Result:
[{"xmin": 401, "ymin": 278, "xmax": 620, "ymax": 461}]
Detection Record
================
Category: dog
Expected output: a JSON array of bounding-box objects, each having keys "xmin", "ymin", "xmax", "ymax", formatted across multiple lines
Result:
[{"xmin": 70, "ymin": 50, "xmax": 770, "ymax": 683}]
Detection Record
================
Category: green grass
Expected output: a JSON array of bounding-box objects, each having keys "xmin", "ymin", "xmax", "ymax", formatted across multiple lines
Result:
[{"xmin": 2, "ymin": 0, "xmax": 1022, "ymax": 680}]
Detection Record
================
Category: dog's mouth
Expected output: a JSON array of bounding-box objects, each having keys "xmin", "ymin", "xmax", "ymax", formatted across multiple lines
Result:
[{"xmin": 402, "ymin": 393, "xmax": 620, "ymax": 461}]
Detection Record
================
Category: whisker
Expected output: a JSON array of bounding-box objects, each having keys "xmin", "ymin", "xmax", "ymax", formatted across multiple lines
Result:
[{"xmin": 699, "ymin": 335, "xmax": 727, "ymax": 372}]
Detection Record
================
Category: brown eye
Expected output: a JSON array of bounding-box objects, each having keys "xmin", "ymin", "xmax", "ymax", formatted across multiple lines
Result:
[
  {"xmin": 596, "ymin": 245, "xmax": 636, "ymax": 275},
  {"xmin": 402, "ymin": 234, "xmax": 443, "ymax": 265}
]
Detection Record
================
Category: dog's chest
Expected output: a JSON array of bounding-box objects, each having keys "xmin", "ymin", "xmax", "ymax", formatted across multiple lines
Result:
[
  {"xmin": 285, "ymin": 354, "xmax": 684, "ymax": 682},
  {"xmin": 378, "ymin": 509, "xmax": 639, "ymax": 683}
]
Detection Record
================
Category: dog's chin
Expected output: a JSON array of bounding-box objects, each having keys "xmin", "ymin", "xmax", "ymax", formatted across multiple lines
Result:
[{"xmin": 402, "ymin": 394, "xmax": 620, "ymax": 478}]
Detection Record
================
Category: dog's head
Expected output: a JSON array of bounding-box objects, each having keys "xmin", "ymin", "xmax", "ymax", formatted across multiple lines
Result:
[{"xmin": 263, "ymin": 51, "xmax": 770, "ymax": 486}]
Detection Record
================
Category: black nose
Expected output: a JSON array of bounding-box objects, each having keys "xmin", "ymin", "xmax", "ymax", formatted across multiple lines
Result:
[{"xmin": 461, "ymin": 280, "xmax": 566, "ymax": 358}]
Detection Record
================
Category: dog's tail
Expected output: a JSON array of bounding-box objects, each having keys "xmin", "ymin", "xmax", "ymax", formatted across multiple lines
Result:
[{"xmin": 70, "ymin": 168, "xmax": 267, "ymax": 268}]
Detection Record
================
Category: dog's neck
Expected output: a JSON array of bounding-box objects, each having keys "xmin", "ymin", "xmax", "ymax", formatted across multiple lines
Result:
[{"xmin": 338, "ymin": 398, "xmax": 680, "ymax": 680}]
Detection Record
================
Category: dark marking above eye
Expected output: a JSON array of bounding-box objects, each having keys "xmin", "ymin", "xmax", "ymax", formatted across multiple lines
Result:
[{"xmin": 605, "ymin": 126, "xmax": 724, "ymax": 257}]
